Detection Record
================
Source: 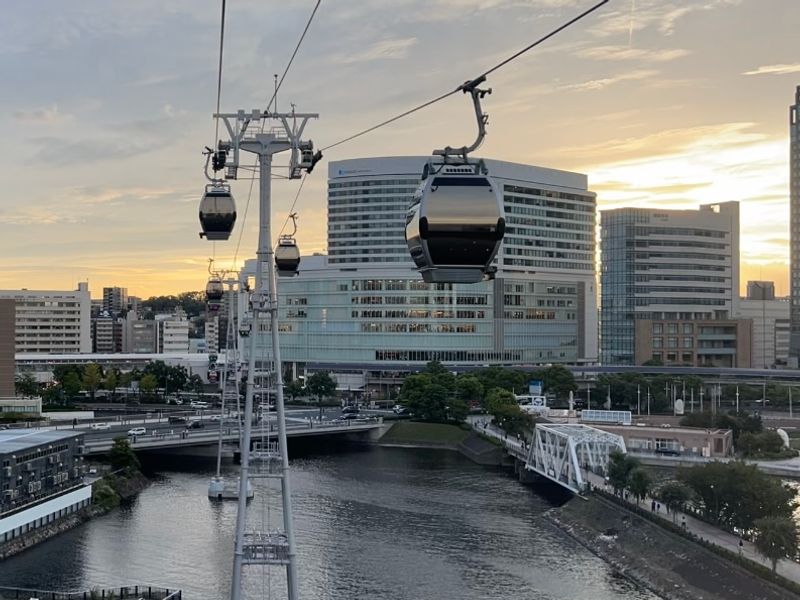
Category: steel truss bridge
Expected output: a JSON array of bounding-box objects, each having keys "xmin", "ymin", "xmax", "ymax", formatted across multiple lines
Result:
[{"xmin": 477, "ymin": 421, "xmax": 626, "ymax": 494}]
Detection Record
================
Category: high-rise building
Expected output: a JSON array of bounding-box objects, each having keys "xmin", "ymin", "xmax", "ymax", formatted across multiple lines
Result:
[
  {"xmin": 790, "ymin": 86, "xmax": 800, "ymax": 364},
  {"xmin": 0, "ymin": 283, "xmax": 91, "ymax": 354},
  {"xmin": 156, "ymin": 312, "xmax": 190, "ymax": 354},
  {"xmin": 600, "ymin": 203, "xmax": 744, "ymax": 366},
  {"xmin": 102, "ymin": 287, "xmax": 128, "ymax": 316},
  {"xmin": 737, "ymin": 281, "xmax": 790, "ymax": 368},
  {"xmin": 240, "ymin": 156, "xmax": 598, "ymax": 372},
  {"xmin": 0, "ymin": 300, "xmax": 15, "ymax": 397},
  {"xmin": 123, "ymin": 314, "xmax": 158, "ymax": 353}
]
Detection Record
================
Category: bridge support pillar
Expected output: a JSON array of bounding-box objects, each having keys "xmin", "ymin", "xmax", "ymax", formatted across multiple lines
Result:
[{"xmin": 518, "ymin": 465, "xmax": 538, "ymax": 484}]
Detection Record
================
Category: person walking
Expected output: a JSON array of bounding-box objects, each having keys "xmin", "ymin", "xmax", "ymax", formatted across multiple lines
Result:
[{"xmin": 651, "ymin": 500, "xmax": 656, "ymax": 512}]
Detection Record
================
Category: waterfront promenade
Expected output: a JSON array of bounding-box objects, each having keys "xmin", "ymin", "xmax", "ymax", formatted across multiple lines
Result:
[{"xmin": 472, "ymin": 418, "xmax": 800, "ymax": 584}]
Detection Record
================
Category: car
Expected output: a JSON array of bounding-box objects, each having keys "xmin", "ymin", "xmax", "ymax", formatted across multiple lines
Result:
[
  {"xmin": 127, "ymin": 427, "xmax": 146, "ymax": 436},
  {"xmin": 190, "ymin": 401, "xmax": 210, "ymax": 409},
  {"xmin": 342, "ymin": 405, "xmax": 359, "ymax": 415},
  {"xmin": 188, "ymin": 421, "xmax": 205, "ymax": 429},
  {"xmin": 392, "ymin": 405, "xmax": 409, "ymax": 416},
  {"xmin": 337, "ymin": 413, "xmax": 361, "ymax": 421},
  {"xmin": 209, "ymin": 415, "xmax": 221, "ymax": 421},
  {"xmin": 87, "ymin": 467, "xmax": 98, "ymax": 475},
  {"xmin": 90, "ymin": 422, "xmax": 111, "ymax": 430},
  {"xmin": 168, "ymin": 416, "xmax": 187, "ymax": 425}
]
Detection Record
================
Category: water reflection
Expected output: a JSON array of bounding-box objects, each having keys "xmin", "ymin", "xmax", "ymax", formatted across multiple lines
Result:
[{"xmin": 0, "ymin": 446, "xmax": 657, "ymax": 600}]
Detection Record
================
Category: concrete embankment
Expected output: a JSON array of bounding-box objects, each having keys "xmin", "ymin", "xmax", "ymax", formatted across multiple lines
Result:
[
  {"xmin": 0, "ymin": 470, "xmax": 149, "ymax": 560},
  {"xmin": 548, "ymin": 494, "xmax": 800, "ymax": 600},
  {"xmin": 376, "ymin": 421, "xmax": 506, "ymax": 465}
]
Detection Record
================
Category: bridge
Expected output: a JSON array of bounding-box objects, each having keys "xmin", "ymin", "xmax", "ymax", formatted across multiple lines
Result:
[
  {"xmin": 474, "ymin": 421, "xmax": 626, "ymax": 494},
  {"xmin": 84, "ymin": 418, "xmax": 384, "ymax": 455}
]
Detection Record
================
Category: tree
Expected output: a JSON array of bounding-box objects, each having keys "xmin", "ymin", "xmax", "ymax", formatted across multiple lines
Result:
[
  {"xmin": 62, "ymin": 371, "xmax": 82, "ymax": 402},
  {"xmin": 534, "ymin": 365, "xmax": 577, "ymax": 401},
  {"xmin": 285, "ymin": 380, "xmax": 305, "ymax": 403},
  {"xmin": 15, "ymin": 372, "xmax": 39, "ymax": 397},
  {"xmin": 658, "ymin": 481, "xmax": 693, "ymax": 523},
  {"xmin": 627, "ymin": 468, "xmax": 651, "ymax": 503},
  {"xmin": 737, "ymin": 431, "xmax": 789, "ymax": 458},
  {"xmin": 139, "ymin": 374, "xmax": 158, "ymax": 399},
  {"xmin": 306, "ymin": 371, "xmax": 337, "ymax": 420},
  {"xmin": 678, "ymin": 461, "xmax": 797, "ymax": 531},
  {"xmin": 104, "ymin": 369, "xmax": 118, "ymax": 401},
  {"xmin": 108, "ymin": 437, "xmax": 140, "ymax": 473},
  {"xmin": 607, "ymin": 450, "xmax": 639, "ymax": 495},
  {"xmin": 456, "ymin": 375, "xmax": 483, "ymax": 406},
  {"xmin": 82, "ymin": 363, "xmax": 103, "ymax": 402},
  {"xmin": 754, "ymin": 516, "xmax": 798, "ymax": 573}
]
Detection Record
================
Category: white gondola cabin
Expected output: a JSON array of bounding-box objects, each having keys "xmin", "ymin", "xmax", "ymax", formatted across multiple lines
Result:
[
  {"xmin": 199, "ymin": 183, "xmax": 236, "ymax": 241},
  {"xmin": 405, "ymin": 160, "xmax": 505, "ymax": 284}
]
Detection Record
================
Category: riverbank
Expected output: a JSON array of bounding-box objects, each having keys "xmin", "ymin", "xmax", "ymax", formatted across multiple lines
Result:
[
  {"xmin": 548, "ymin": 494, "xmax": 800, "ymax": 600},
  {"xmin": 377, "ymin": 421, "xmax": 505, "ymax": 465},
  {"xmin": 0, "ymin": 469, "xmax": 149, "ymax": 560}
]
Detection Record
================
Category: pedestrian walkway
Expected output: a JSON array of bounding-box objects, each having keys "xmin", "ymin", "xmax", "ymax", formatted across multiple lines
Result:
[{"xmin": 588, "ymin": 471, "xmax": 800, "ymax": 584}]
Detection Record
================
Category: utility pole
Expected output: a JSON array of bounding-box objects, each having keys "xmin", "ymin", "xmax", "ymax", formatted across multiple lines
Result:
[
  {"xmin": 587, "ymin": 387, "xmax": 591, "ymax": 411},
  {"xmin": 700, "ymin": 386, "xmax": 704, "ymax": 413},
  {"xmin": 736, "ymin": 385, "xmax": 739, "ymax": 414},
  {"xmin": 215, "ymin": 108, "xmax": 319, "ymax": 600},
  {"xmin": 646, "ymin": 387, "xmax": 651, "ymax": 416},
  {"xmin": 637, "ymin": 384, "xmax": 641, "ymax": 416},
  {"xmin": 791, "ymin": 386, "xmax": 794, "ymax": 419}
]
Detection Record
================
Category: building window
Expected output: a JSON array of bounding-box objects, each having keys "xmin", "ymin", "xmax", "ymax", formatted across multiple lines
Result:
[
  {"xmin": 653, "ymin": 323, "xmax": 663, "ymax": 334},
  {"xmin": 682, "ymin": 352, "xmax": 693, "ymax": 363},
  {"xmin": 682, "ymin": 337, "xmax": 693, "ymax": 349},
  {"xmin": 667, "ymin": 352, "xmax": 677, "ymax": 362},
  {"xmin": 668, "ymin": 337, "xmax": 678, "ymax": 348},
  {"xmin": 667, "ymin": 323, "xmax": 678, "ymax": 334},
  {"xmin": 682, "ymin": 323, "xmax": 693, "ymax": 334},
  {"xmin": 653, "ymin": 337, "xmax": 663, "ymax": 349}
]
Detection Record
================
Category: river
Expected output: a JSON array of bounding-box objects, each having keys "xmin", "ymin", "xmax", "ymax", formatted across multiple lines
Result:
[{"xmin": 0, "ymin": 445, "xmax": 657, "ymax": 600}]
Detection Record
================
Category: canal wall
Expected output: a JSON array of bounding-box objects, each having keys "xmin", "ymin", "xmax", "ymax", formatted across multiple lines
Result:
[
  {"xmin": 548, "ymin": 495, "xmax": 800, "ymax": 600},
  {"xmin": 0, "ymin": 470, "xmax": 149, "ymax": 561},
  {"xmin": 376, "ymin": 422, "xmax": 506, "ymax": 465}
]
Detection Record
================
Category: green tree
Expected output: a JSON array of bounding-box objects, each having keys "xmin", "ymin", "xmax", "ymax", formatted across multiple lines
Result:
[
  {"xmin": 285, "ymin": 380, "xmax": 305, "ymax": 403},
  {"xmin": 678, "ymin": 461, "xmax": 797, "ymax": 530},
  {"xmin": 456, "ymin": 375, "xmax": 483, "ymax": 405},
  {"xmin": 108, "ymin": 437, "xmax": 140, "ymax": 473},
  {"xmin": 754, "ymin": 516, "xmax": 799, "ymax": 573},
  {"xmin": 737, "ymin": 430, "xmax": 789, "ymax": 458},
  {"xmin": 627, "ymin": 468, "xmax": 651, "ymax": 503},
  {"xmin": 488, "ymin": 401, "xmax": 531, "ymax": 435},
  {"xmin": 658, "ymin": 481, "xmax": 693, "ymax": 523},
  {"xmin": 139, "ymin": 374, "xmax": 158, "ymax": 399},
  {"xmin": 62, "ymin": 371, "xmax": 82, "ymax": 401},
  {"xmin": 104, "ymin": 369, "xmax": 118, "ymax": 401},
  {"xmin": 607, "ymin": 450, "xmax": 639, "ymax": 495},
  {"xmin": 534, "ymin": 365, "xmax": 577, "ymax": 401},
  {"xmin": 15, "ymin": 372, "xmax": 39, "ymax": 397},
  {"xmin": 471, "ymin": 367, "xmax": 526, "ymax": 396},
  {"xmin": 82, "ymin": 363, "xmax": 103, "ymax": 402},
  {"xmin": 485, "ymin": 387, "xmax": 517, "ymax": 412},
  {"xmin": 306, "ymin": 371, "xmax": 337, "ymax": 420},
  {"xmin": 422, "ymin": 361, "xmax": 455, "ymax": 394}
]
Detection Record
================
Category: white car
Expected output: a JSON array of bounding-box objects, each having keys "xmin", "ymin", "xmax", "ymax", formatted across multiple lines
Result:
[
  {"xmin": 127, "ymin": 427, "xmax": 146, "ymax": 436},
  {"xmin": 90, "ymin": 422, "xmax": 111, "ymax": 430}
]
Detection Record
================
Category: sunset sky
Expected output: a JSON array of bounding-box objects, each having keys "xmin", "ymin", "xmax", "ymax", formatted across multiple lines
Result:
[{"xmin": 0, "ymin": 0, "xmax": 797, "ymax": 298}]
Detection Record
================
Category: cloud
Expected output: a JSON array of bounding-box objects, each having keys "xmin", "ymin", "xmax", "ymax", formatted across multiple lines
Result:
[
  {"xmin": 335, "ymin": 37, "xmax": 417, "ymax": 63},
  {"xmin": 560, "ymin": 69, "xmax": 657, "ymax": 92},
  {"xmin": 576, "ymin": 46, "xmax": 690, "ymax": 63},
  {"xmin": 29, "ymin": 137, "xmax": 151, "ymax": 166},
  {"xmin": 13, "ymin": 105, "xmax": 74, "ymax": 125},
  {"xmin": 743, "ymin": 63, "xmax": 800, "ymax": 76}
]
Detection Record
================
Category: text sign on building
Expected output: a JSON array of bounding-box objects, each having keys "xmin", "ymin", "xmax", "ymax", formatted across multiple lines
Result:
[{"xmin": 528, "ymin": 380, "xmax": 544, "ymax": 396}]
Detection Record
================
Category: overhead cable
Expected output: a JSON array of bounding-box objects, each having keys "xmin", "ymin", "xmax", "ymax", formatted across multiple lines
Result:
[{"xmin": 320, "ymin": 0, "xmax": 609, "ymax": 153}]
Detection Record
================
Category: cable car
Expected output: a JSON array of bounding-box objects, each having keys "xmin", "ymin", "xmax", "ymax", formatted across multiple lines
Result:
[
  {"xmin": 238, "ymin": 316, "xmax": 252, "ymax": 338},
  {"xmin": 275, "ymin": 236, "xmax": 300, "ymax": 277},
  {"xmin": 206, "ymin": 278, "xmax": 224, "ymax": 312},
  {"xmin": 405, "ymin": 160, "xmax": 505, "ymax": 284},
  {"xmin": 199, "ymin": 183, "xmax": 236, "ymax": 241}
]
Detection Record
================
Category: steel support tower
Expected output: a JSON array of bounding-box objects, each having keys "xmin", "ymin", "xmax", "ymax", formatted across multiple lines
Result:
[{"xmin": 214, "ymin": 109, "xmax": 318, "ymax": 600}]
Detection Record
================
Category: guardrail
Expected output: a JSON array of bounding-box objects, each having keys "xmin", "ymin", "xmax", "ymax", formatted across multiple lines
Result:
[
  {"xmin": 83, "ymin": 417, "xmax": 383, "ymax": 453},
  {"xmin": 0, "ymin": 585, "xmax": 180, "ymax": 600}
]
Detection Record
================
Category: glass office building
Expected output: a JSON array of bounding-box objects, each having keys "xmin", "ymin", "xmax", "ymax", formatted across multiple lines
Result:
[
  {"xmin": 240, "ymin": 156, "xmax": 598, "ymax": 375},
  {"xmin": 600, "ymin": 203, "xmax": 740, "ymax": 365}
]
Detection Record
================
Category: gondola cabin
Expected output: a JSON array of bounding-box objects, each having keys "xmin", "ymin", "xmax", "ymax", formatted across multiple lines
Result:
[
  {"xmin": 405, "ymin": 162, "xmax": 505, "ymax": 284},
  {"xmin": 275, "ymin": 237, "xmax": 300, "ymax": 277},
  {"xmin": 199, "ymin": 183, "xmax": 236, "ymax": 241}
]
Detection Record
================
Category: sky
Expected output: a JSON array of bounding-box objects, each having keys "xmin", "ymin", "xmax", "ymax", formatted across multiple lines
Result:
[{"xmin": 0, "ymin": 0, "xmax": 798, "ymax": 298}]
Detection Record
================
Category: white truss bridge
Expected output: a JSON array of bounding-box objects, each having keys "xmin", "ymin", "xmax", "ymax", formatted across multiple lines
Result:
[{"xmin": 475, "ymin": 421, "xmax": 626, "ymax": 494}]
